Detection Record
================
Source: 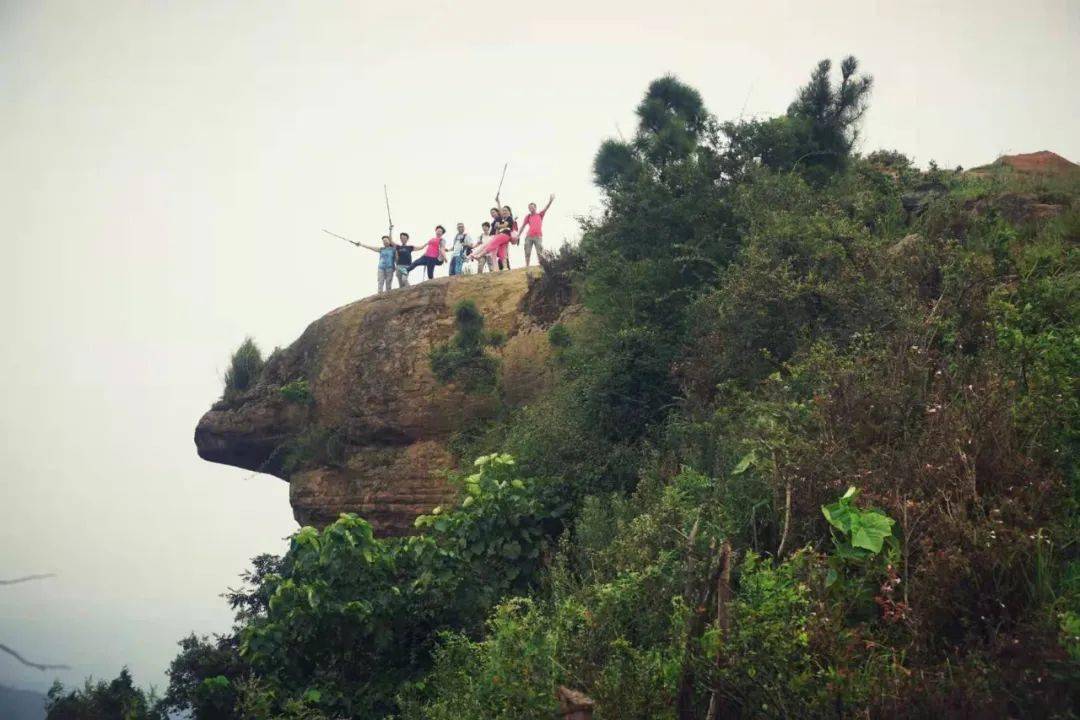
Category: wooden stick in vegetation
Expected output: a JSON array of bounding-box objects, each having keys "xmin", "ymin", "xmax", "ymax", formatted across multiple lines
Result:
[
  {"xmin": 677, "ymin": 537, "xmax": 733, "ymax": 720},
  {"xmin": 705, "ymin": 541, "xmax": 733, "ymax": 720},
  {"xmin": 776, "ymin": 481, "xmax": 792, "ymax": 558}
]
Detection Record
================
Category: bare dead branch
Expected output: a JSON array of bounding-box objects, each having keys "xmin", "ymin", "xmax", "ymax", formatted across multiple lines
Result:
[
  {"xmin": 0, "ymin": 574, "xmax": 56, "ymax": 585},
  {"xmin": 776, "ymin": 481, "xmax": 793, "ymax": 558},
  {"xmin": 0, "ymin": 642, "xmax": 70, "ymax": 671}
]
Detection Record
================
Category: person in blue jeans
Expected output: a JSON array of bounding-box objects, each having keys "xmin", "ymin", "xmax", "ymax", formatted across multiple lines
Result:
[
  {"xmin": 354, "ymin": 235, "xmax": 397, "ymax": 293},
  {"xmin": 448, "ymin": 222, "xmax": 473, "ymax": 276}
]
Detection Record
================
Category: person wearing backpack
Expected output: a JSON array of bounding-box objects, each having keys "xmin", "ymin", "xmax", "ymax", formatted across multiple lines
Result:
[{"xmin": 448, "ymin": 222, "xmax": 473, "ymax": 276}]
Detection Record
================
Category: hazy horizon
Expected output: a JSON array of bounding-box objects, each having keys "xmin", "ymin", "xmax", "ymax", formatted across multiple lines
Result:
[{"xmin": 2, "ymin": 0, "xmax": 1078, "ymax": 697}]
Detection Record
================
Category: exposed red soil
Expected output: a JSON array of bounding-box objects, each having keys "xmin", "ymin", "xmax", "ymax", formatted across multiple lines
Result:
[{"xmin": 994, "ymin": 150, "xmax": 1078, "ymax": 175}]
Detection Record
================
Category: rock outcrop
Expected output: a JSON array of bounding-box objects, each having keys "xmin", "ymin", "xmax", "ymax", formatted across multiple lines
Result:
[
  {"xmin": 195, "ymin": 268, "xmax": 573, "ymax": 535},
  {"xmin": 994, "ymin": 150, "xmax": 1079, "ymax": 175}
]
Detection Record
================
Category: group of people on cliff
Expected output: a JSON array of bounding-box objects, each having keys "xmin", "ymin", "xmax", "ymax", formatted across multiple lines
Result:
[{"xmin": 354, "ymin": 193, "xmax": 555, "ymax": 293}]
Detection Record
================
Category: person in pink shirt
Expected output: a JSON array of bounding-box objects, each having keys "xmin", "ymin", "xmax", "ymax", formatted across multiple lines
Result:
[
  {"xmin": 407, "ymin": 225, "xmax": 447, "ymax": 280},
  {"xmin": 521, "ymin": 193, "xmax": 555, "ymax": 266}
]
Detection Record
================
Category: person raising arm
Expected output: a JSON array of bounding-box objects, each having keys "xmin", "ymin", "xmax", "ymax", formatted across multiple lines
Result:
[
  {"xmin": 354, "ymin": 235, "xmax": 398, "ymax": 293},
  {"xmin": 521, "ymin": 193, "xmax": 554, "ymax": 267}
]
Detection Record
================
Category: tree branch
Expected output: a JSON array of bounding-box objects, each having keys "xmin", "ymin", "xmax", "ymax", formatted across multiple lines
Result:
[
  {"xmin": 0, "ymin": 574, "xmax": 56, "ymax": 586},
  {"xmin": 0, "ymin": 643, "xmax": 70, "ymax": 671}
]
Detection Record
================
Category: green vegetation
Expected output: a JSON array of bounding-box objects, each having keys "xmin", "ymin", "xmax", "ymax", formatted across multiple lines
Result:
[
  {"xmin": 46, "ymin": 669, "xmax": 163, "ymax": 720},
  {"xmin": 61, "ymin": 55, "xmax": 1078, "ymax": 719},
  {"xmin": 278, "ymin": 378, "xmax": 311, "ymax": 404},
  {"xmin": 227, "ymin": 454, "xmax": 561, "ymax": 718},
  {"xmin": 429, "ymin": 300, "xmax": 501, "ymax": 392},
  {"xmin": 546, "ymin": 322, "xmax": 571, "ymax": 349},
  {"xmin": 279, "ymin": 427, "xmax": 346, "ymax": 476},
  {"xmin": 222, "ymin": 337, "xmax": 264, "ymax": 402}
]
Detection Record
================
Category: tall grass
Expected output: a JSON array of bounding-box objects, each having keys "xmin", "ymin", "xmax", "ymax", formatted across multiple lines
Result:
[{"xmin": 222, "ymin": 337, "xmax": 264, "ymax": 401}]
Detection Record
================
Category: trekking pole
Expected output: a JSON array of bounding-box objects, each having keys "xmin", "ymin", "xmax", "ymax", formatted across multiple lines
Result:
[
  {"xmin": 384, "ymin": 184, "xmax": 394, "ymax": 237},
  {"xmin": 323, "ymin": 228, "xmax": 359, "ymax": 246},
  {"xmin": 495, "ymin": 162, "xmax": 508, "ymax": 203}
]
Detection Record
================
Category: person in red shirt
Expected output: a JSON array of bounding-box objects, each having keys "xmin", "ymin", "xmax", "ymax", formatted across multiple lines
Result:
[{"xmin": 521, "ymin": 194, "xmax": 554, "ymax": 266}]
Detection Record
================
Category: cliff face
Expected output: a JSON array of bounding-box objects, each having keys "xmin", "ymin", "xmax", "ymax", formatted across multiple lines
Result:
[{"xmin": 195, "ymin": 268, "xmax": 572, "ymax": 535}]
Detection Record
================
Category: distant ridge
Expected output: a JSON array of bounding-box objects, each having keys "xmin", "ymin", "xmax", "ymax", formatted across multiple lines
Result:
[
  {"xmin": 970, "ymin": 150, "xmax": 1079, "ymax": 176},
  {"xmin": 0, "ymin": 684, "xmax": 46, "ymax": 720}
]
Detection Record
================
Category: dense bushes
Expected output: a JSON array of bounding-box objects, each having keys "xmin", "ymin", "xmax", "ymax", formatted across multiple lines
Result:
[
  {"xmin": 46, "ymin": 669, "xmax": 163, "ymax": 720},
  {"xmin": 157, "ymin": 455, "xmax": 565, "ymax": 719},
  {"xmin": 430, "ymin": 62, "xmax": 1076, "ymax": 717}
]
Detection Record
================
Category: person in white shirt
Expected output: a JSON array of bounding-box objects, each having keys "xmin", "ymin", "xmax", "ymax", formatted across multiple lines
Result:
[
  {"xmin": 474, "ymin": 221, "xmax": 494, "ymax": 274},
  {"xmin": 448, "ymin": 222, "xmax": 473, "ymax": 276}
]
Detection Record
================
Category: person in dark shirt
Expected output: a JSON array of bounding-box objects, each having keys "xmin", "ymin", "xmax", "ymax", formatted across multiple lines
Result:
[
  {"xmin": 495, "ymin": 205, "xmax": 517, "ymax": 270},
  {"xmin": 472, "ymin": 207, "xmax": 517, "ymax": 271},
  {"xmin": 395, "ymin": 232, "xmax": 416, "ymax": 288}
]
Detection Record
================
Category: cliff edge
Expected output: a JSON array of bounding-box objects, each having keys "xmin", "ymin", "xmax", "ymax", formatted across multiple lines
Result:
[{"xmin": 195, "ymin": 267, "xmax": 574, "ymax": 535}]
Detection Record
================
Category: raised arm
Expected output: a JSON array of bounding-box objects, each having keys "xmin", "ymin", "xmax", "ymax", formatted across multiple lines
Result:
[
  {"xmin": 542, "ymin": 193, "xmax": 555, "ymax": 213},
  {"xmin": 356, "ymin": 241, "xmax": 382, "ymax": 252}
]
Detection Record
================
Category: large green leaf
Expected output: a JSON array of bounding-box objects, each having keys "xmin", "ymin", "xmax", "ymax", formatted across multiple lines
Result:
[
  {"xmin": 821, "ymin": 499, "xmax": 854, "ymax": 533},
  {"xmin": 732, "ymin": 450, "xmax": 757, "ymax": 475},
  {"xmin": 849, "ymin": 510, "xmax": 894, "ymax": 553}
]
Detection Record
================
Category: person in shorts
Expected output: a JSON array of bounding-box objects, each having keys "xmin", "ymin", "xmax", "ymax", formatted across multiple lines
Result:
[
  {"xmin": 395, "ymin": 232, "xmax": 416, "ymax": 288},
  {"xmin": 521, "ymin": 193, "xmax": 554, "ymax": 266}
]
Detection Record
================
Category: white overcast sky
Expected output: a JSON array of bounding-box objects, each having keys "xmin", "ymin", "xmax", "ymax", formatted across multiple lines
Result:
[{"xmin": 1, "ymin": 0, "xmax": 1077, "ymax": 695}]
